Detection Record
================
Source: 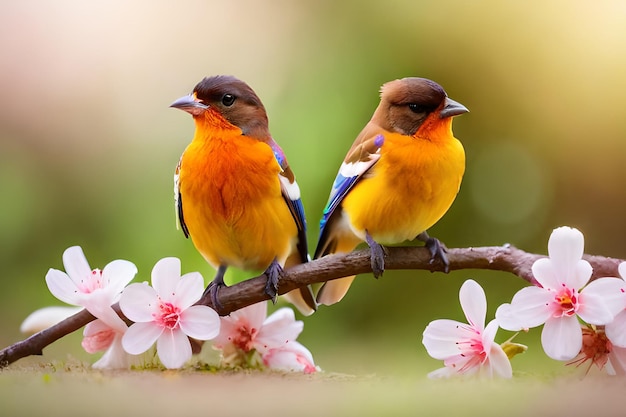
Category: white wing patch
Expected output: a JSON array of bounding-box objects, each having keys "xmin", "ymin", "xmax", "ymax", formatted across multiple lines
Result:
[
  {"xmin": 174, "ymin": 162, "xmax": 182, "ymax": 230},
  {"xmin": 279, "ymin": 174, "xmax": 301, "ymax": 200},
  {"xmin": 338, "ymin": 153, "xmax": 381, "ymax": 179}
]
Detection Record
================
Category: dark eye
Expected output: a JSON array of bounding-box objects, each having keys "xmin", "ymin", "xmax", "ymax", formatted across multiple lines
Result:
[
  {"xmin": 408, "ymin": 103, "xmax": 426, "ymax": 113},
  {"xmin": 222, "ymin": 94, "xmax": 236, "ymax": 106}
]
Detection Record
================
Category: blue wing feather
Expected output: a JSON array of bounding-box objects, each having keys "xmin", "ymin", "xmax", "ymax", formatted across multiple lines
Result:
[
  {"xmin": 314, "ymin": 133, "xmax": 385, "ymax": 258},
  {"xmin": 269, "ymin": 139, "xmax": 308, "ymax": 262},
  {"xmin": 319, "ymin": 172, "xmax": 358, "ymax": 233}
]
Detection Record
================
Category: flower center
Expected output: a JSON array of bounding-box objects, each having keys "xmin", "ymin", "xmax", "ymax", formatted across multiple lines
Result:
[
  {"xmin": 230, "ymin": 324, "xmax": 258, "ymax": 352},
  {"xmin": 554, "ymin": 286, "xmax": 579, "ymax": 317},
  {"xmin": 154, "ymin": 301, "xmax": 181, "ymax": 329},
  {"xmin": 567, "ymin": 326, "xmax": 612, "ymax": 372},
  {"xmin": 79, "ymin": 269, "xmax": 105, "ymax": 293},
  {"xmin": 453, "ymin": 327, "xmax": 487, "ymax": 373}
]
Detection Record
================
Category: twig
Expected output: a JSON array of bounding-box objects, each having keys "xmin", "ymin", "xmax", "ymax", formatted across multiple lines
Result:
[{"xmin": 1, "ymin": 245, "xmax": 623, "ymax": 368}]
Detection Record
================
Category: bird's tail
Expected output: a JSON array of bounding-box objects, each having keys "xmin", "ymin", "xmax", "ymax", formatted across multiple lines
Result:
[
  {"xmin": 282, "ymin": 252, "xmax": 317, "ymax": 316},
  {"xmin": 316, "ymin": 275, "xmax": 356, "ymax": 306},
  {"xmin": 314, "ymin": 234, "xmax": 361, "ymax": 306}
]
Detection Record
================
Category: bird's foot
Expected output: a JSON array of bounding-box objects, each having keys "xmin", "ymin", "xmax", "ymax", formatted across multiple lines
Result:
[
  {"xmin": 365, "ymin": 231, "xmax": 386, "ymax": 278},
  {"xmin": 203, "ymin": 280, "xmax": 226, "ymax": 312},
  {"xmin": 202, "ymin": 265, "xmax": 227, "ymax": 312},
  {"xmin": 417, "ymin": 232, "xmax": 449, "ymax": 273},
  {"xmin": 264, "ymin": 259, "xmax": 283, "ymax": 303}
]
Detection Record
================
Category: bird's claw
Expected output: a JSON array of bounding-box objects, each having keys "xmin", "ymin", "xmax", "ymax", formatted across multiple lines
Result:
[
  {"xmin": 366, "ymin": 231, "xmax": 386, "ymax": 278},
  {"xmin": 425, "ymin": 237, "xmax": 449, "ymax": 273},
  {"xmin": 264, "ymin": 259, "xmax": 283, "ymax": 303},
  {"xmin": 204, "ymin": 281, "xmax": 225, "ymax": 312}
]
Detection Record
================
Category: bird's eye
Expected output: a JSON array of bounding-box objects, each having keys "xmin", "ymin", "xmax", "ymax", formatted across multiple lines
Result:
[
  {"xmin": 408, "ymin": 103, "xmax": 426, "ymax": 113},
  {"xmin": 221, "ymin": 94, "xmax": 236, "ymax": 106}
]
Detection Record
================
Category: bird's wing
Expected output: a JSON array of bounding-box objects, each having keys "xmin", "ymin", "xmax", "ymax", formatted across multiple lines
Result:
[
  {"xmin": 174, "ymin": 158, "xmax": 190, "ymax": 238},
  {"xmin": 268, "ymin": 139, "xmax": 318, "ymax": 314},
  {"xmin": 314, "ymin": 125, "xmax": 385, "ymax": 258},
  {"xmin": 268, "ymin": 139, "xmax": 308, "ymax": 263}
]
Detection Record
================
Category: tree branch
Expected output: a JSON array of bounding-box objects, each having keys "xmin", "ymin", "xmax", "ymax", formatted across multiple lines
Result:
[{"xmin": 1, "ymin": 245, "xmax": 623, "ymax": 368}]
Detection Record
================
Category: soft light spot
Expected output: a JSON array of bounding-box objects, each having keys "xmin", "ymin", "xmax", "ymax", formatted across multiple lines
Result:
[{"xmin": 469, "ymin": 140, "xmax": 551, "ymax": 231}]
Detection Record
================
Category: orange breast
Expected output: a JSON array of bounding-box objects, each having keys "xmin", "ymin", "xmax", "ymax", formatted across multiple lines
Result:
[
  {"xmin": 179, "ymin": 127, "xmax": 297, "ymax": 271},
  {"xmin": 341, "ymin": 119, "xmax": 465, "ymax": 244}
]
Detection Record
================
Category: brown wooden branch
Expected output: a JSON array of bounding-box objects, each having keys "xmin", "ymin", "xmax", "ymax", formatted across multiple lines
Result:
[{"xmin": 1, "ymin": 245, "xmax": 623, "ymax": 368}]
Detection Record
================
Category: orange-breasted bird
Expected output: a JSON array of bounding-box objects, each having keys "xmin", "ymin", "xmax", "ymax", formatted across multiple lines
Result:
[
  {"xmin": 170, "ymin": 75, "xmax": 316, "ymax": 315},
  {"xmin": 314, "ymin": 77, "xmax": 468, "ymax": 306}
]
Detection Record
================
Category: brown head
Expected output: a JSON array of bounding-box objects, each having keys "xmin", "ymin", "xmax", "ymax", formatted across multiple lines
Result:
[
  {"xmin": 372, "ymin": 77, "xmax": 468, "ymax": 137},
  {"xmin": 170, "ymin": 75, "xmax": 271, "ymax": 138}
]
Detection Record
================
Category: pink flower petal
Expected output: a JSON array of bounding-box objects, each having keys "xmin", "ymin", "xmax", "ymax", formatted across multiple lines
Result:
[
  {"xmin": 608, "ymin": 345, "xmax": 626, "ymax": 376},
  {"xmin": 101, "ymin": 259, "xmax": 137, "ymax": 296},
  {"xmin": 606, "ymin": 310, "xmax": 626, "ymax": 347},
  {"xmin": 482, "ymin": 320, "xmax": 499, "ymax": 345},
  {"xmin": 45, "ymin": 269, "xmax": 82, "ymax": 305},
  {"xmin": 122, "ymin": 321, "xmax": 163, "ymax": 355},
  {"xmin": 494, "ymin": 303, "xmax": 522, "ymax": 331},
  {"xmin": 83, "ymin": 318, "xmax": 112, "ymax": 337},
  {"xmin": 256, "ymin": 308, "xmax": 303, "ymax": 352},
  {"xmin": 487, "ymin": 344, "xmax": 513, "ymax": 378},
  {"xmin": 83, "ymin": 297, "xmax": 127, "ymax": 333},
  {"xmin": 173, "ymin": 272, "xmax": 204, "ymax": 310},
  {"xmin": 212, "ymin": 318, "xmax": 240, "ymax": 349},
  {"xmin": 570, "ymin": 260, "xmax": 594, "ymax": 291},
  {"xmin": 92, "ymin": 334, "xmax": 131, "ymax": 370},
  {"xmin": 156, "ymin": 329, "xmax": 192, "ymax": 369},
  {"xmin": 62, "ymin": 246, "xmax": 92, "ymax": 287},
  {"xmin": 545, "ymin": 227, "xmax": 592, "ymax": 289},
  {"xmin": 82, "ymin": 320, "xmax": 117, "ymax": 353},
  {"xmin": 619, "ymin": 262, "xmax": 626, "ymax": 280},
  {"xmin": 582, "ymin": 277, "xmax": 625, "ymax": 316},
  {"xmin": 422, "ymin": 319, "xmax": 477, "ymax": 359},
  {"xmin": 213, "ymin": 302, "xmax": 267, "ymax": 349},
  {"xmin": 263, "ymin": 342, "xmax": 318, "ymax": 373},
  {"xmin": 234, "ymin": 301, "xmax": 267, "ymax": 331},
  {"xmin": 459, "ymin": 279, "xmax": 486, "ymax": 330},
  {"xmin": 119, "ymin": 282, "xmax": 158, "ymax": 323},
  {"xmin": 151, "ymin": 257, "xmax": 181, "ymax": 301},
  {"xmin": 541, "ymin": 316, "xmax": 582, "ymax": 360},
  {"xmin": 179, "ymin": 305, "xmax": 220, "ymax": 340},
  {"xmin": 578, "ymin": 278, "xmax": 624, "ymax": 325},
  {"xmin": 501, "ymin": 286, "xmax": 553, "ymax": 329},
  {"xmin": 531, "ymin": 258, "xmax": 560, "ymax": 290},
  {"xmin": 547, "ymin": 226, "xmax": 585, "ymax": 270}
]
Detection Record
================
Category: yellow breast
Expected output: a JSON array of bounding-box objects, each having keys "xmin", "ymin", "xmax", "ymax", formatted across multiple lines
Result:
[{"xmin": 341, "ymin": 129, "xmax": 465, "ymax": 244}]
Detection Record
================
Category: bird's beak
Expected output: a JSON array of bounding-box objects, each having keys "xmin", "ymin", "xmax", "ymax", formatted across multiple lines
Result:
[
  {"xmin": 439, "ymin": 97, "xmax": 469, "ymax": 118},
  {"xmin": 170, "ymin": 94, "xmax": 209, "ymax": 116}
]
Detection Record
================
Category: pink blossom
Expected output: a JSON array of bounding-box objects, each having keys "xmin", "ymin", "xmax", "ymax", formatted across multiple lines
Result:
[
  {"xmin": 45, "ymin": 246, "xmax": 137, "ymax": 332},
  {"xmin": 263, "ymin": 342, "xmax": 319, "ymax": 374},
  {"xmin": 213, "ymin": 301, "xmax": 318, "ymax": 372},
  {"xmin": 82, "ymin": 319, "xmax": 136, "ymax": 369},
  {"xmin": 119, "ymin": 257, "xmax": 220, "ymax": 369},
  {"xmin": 567, "ymin": 325, "xmax": 626, "ymax": 376},
  {"xmin": 604, "ymin": 262, "xmax": 626, "ymax": 347},
  {"xmin": 422, "ymin": 279, "xmax": 512, "ymax": 379},
  {"xmin": 608, "ymin": 344, "xmax": 626, "ymax": 376},
  {"xmin": 496, "ymin": 227, "xmax": 624, "ymax": 361}
]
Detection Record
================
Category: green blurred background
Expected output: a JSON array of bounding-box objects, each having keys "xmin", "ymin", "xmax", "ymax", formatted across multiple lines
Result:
[{"xmin": 2, "ymin": 0, "xmax": 626, "ymax": 376}]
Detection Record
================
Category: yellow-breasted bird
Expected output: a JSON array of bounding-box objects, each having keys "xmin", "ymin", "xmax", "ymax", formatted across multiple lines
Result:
[
  {"xmin": 170, "ymin": 75, "xmax": 316, "ymax": 315},
  {"xmin": 314, "ymin": 77, "xmax": 468, "ymax": 306}
]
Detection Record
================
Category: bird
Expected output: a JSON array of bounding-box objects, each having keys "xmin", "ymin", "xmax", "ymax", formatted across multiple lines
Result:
[
  {"xmin": 314, "ymin": 77, "xmax": 468, "ymax": 306},
  {"xmin": 170, "ymin": 75, "xmax": 316, "ymax": 316}
]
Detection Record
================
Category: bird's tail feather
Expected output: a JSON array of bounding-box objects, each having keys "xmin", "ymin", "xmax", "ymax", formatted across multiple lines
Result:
[{"xmin": 316, "ymin": 275, "xmax": 356, "ymax": 306}]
